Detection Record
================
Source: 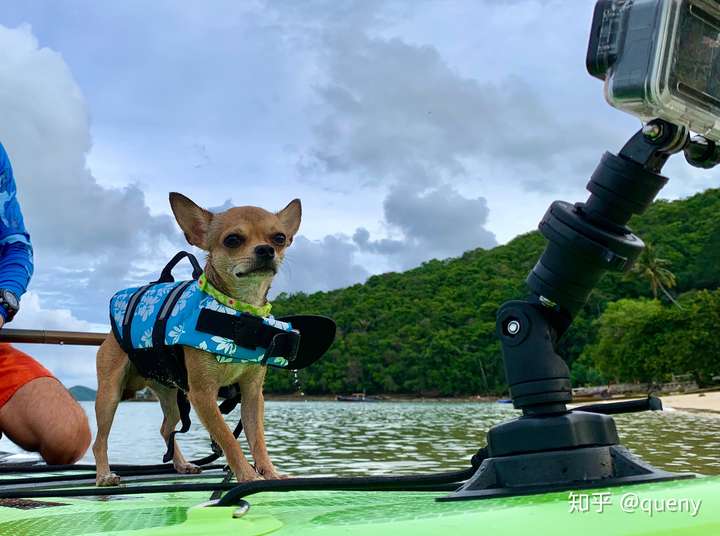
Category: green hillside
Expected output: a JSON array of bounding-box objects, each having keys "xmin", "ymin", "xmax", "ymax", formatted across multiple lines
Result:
[{"xmin": 269, "ymin": 189, "xmax": 720, "ymax": 396}]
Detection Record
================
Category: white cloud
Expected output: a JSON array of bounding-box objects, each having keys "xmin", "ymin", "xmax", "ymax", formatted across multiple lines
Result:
[
  {"xmin": 354, "ymin": 185, "xmax": 496, "ymax": 268},
  {"xmin": 0, "ymin": 24, "xmax": 183, "ymax": 323},
  {"xmin": 271, "ymin": 234, "xmax": 370, "ymax": 296},
  {"xmin": 13, "ymin": 291, "xmax": 107, "ymax": 332}
]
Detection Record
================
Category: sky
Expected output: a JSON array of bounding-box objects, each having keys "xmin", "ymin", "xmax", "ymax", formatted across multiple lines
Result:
[{"xmin": 0, "ymin": 0, "xmax": 715, "ymax": 388}]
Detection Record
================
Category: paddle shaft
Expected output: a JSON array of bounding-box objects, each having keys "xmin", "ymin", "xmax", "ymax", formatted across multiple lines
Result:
[{"xmin": 0, "ymin": 328, "xmax": 107, "ymax": 346}]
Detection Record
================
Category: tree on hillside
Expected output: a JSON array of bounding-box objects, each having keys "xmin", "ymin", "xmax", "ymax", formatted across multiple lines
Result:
[
  {"xmin": 582, "ymin": 298, "xmax": 668, "ymax": 385},
  {"xmin": 662, "ymin": 290, "xmax": 720, "ymax": 387},
  {"xmin": 582, "ymin": 290, "xmax": 720, "ymax": 387},
  {"xmin": 631, "ymin": 243, "xmax": 679, "ymax": 305}
]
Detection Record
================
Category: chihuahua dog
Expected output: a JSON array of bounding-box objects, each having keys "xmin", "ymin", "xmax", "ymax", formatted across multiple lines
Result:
[{"xmin": 93, "ymin": 193, "xmax": 301, "ymax": 486}]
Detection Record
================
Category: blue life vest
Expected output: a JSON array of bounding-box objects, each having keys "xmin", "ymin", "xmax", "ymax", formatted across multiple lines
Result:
[{"xmin": 110, "ymin": 279, "xmax": 297, "ymax": 371}]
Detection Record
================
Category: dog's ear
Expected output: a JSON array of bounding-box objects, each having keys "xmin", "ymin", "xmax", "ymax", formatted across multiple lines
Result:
[
  {"xmin": 169, "ymin": 192, "xmax": 213, "ymax": 249},
  {"xmin": 276, "ymin": 199, "xmax": 301, "ymax": 239}
]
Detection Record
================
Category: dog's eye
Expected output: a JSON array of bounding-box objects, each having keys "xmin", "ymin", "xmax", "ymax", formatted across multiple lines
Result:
[
  {"xmin": 271, "ymin": 233, "xmax": 286, "ymax": 246},
  {"xmin": 223, "ymin": 234, "xmax": 245, "ymax": 248}
]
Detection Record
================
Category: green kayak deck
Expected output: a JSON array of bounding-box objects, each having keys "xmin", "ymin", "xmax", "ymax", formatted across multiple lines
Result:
[{"xmin": 0, "ymin": 472, "xmax": 719, "ymax": 535}]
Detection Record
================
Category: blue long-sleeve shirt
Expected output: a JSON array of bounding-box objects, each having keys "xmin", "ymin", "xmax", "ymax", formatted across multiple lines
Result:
[{"xmin": 0, "ymin": 143, "xmax": 34, "ymax": 320}]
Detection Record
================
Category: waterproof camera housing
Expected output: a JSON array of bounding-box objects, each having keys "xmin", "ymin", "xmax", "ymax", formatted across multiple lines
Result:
[{"xmin": 588, "ymin": 0, "xmax": 720, "ymax": 141}]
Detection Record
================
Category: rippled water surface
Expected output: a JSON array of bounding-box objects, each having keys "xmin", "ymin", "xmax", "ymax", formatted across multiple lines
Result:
[{"xmin": 1, "ymin": 400, "xmax": 718, "ymax": 476}]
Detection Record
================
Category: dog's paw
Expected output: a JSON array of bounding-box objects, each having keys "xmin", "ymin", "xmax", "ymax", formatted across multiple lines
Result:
[
  {"xmin": 174, "ymin": 462, "xmax": 202, "ymax": 474},
  {"xmin": 254, "ymin": 463, "xmax": 287, "ymax": 480},
  {"xmin": 233, "ymin": 465, "xmax": 263, "ymax": 482},
  {"xmin": 96, "ymin": 472, "xmax": 121, "ymax": 487}
]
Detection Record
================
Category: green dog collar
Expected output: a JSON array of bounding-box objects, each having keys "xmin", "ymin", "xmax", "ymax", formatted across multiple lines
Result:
[{"xmin": 198, "ymin": 273, "xmax": 272, "ymax": 317}]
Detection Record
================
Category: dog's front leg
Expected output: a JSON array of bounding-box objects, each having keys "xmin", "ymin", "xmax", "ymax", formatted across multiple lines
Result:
[
  {"xmin": 189, "ymin": 388, "xmax": 258, "ymax": 482},
  {"xmin": 185, "ymin": 351, "xmax": 258, "ymax": 482},
  {"xmin": 239, "ymin": 367, "xmax": 284, "ymax": 479},
  {"xmin": 94, "ymin": 336, "xmax": 130, "ymax": 487}
]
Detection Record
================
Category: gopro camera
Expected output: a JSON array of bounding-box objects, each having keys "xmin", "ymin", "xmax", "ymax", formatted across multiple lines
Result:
[{"xmin": 587, "ymin": 0, "xmax": 720, "ymax": 141}]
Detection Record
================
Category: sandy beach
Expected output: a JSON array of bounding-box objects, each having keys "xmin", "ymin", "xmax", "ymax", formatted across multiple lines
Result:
[{"xmin": 662, "ymin": 391, "xmax": 720, "ymax": 414}]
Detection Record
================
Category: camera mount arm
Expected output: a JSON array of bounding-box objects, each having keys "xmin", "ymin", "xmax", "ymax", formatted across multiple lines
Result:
[
  {"xmin": 620, "ymin": 120, "xmax": 688, "ymax": 172},
  {"xmin": 441, "ymin": 119, "xmax": 696, "ymax": 501},
  {"xmin": 498, "ymin": 119, "xmax": 686, "ymax": 417}
]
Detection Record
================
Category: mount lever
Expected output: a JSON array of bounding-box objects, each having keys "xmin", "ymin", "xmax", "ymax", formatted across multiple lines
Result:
[{"xmin": 574, "ymin": 396, "xmax": 663, "ymax": 416}]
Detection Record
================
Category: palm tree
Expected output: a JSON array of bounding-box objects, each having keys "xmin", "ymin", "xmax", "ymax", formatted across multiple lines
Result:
[{"xmin": 631, "ymin": 243, "xmax": 680, "ymax": 306}]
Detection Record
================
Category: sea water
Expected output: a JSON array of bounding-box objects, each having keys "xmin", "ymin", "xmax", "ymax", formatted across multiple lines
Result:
[{"xmin": 0, "ymin": 400, "xmax": 718, "ymax": 476}]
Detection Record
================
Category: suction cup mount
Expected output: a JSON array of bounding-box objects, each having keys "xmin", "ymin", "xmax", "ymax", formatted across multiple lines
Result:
[{"xmin": 442, "ymin": 120, "xmax": 696, "ymax": 501}]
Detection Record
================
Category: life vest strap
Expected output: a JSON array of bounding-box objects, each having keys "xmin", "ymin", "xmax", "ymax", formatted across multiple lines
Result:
[
  {"xmin": 163, "ymin": 390, "xmax": 192, "ymax": 463},
  {"xmin": 195, "ymin": 309, "xmax": 300, "ymax": 364},
  {"xmin": 163, "ymin": 385, "xmax": 244, "ymax": 464},
  {"xmin": 155, "ymin": 251, "xmax": 203, "ymax": 283},
  {"xmin": 152, "ymin": 280, "xmax": 195, "ymax": 349},
  {"xmin": 119, "ymin": 284, "xmax": 154, "ymax": 355}
]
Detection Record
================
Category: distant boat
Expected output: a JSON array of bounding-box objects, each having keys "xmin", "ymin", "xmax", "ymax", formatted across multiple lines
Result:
[
  {"xmin": 336, "ymin": 393, "xmax": 381, "ymax": 402},
  {"xmin": 496, "ymin": 399, "xmax": 513, "ymax": 404}
]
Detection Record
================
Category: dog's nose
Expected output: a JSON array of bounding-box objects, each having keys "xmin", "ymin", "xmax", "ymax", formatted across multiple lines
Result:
[{"xmin": 255, "ymin": 245, "xmax": 275, "ymax": 259}]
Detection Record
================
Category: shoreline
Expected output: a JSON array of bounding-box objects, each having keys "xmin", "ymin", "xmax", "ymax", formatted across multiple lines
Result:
[
  {"xmin": 264, "ymin": 394, "xmax": 499, "ymax": 403},
  {"xmin": 264, "ymin": 391, "xmax": 720, "ymax": 415},
  {"xmin": 116, "ymin": 391, "xmax": 720, "ymax": 414}
]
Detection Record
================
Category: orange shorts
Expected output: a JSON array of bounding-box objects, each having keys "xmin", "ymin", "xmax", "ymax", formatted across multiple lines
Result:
[{"xmin": 0, "ymin": 344, "xmax": 54, "ymax": 409}]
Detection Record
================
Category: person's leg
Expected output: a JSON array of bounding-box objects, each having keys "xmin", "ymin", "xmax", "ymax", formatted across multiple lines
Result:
[{"xmin": 0, "ymin": 345, "xmax": 91, "ymax": 464}]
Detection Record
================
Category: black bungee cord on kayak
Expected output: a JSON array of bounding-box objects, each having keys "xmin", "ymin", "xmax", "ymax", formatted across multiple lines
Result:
[
  {"xmin": 0, "ymin": 447, "xmax": 488, "ymax": 500},
  {"xmin": 0, "ymin": 397, "xmax": 662, "ymax": 502}
]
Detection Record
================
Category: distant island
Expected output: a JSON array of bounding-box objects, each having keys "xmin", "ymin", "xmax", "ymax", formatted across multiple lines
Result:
[
  {"xmin": 68, "ymin": 385, "xmax": 158, "ymax": 402},
  {"xmin": 69, "ymin": 385, "xmax": 97, "ymax": 401}
]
